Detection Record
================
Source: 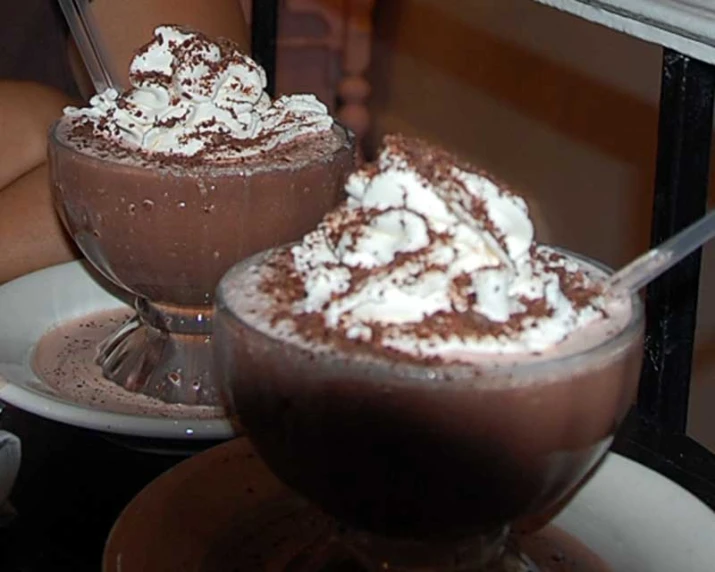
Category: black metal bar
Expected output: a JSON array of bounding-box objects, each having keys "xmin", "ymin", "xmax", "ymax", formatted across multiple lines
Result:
[
  {"xmin": 637, "ymin": 49, "xmax": 714, "ymax": 434},
  {"xmin": 615, "ymin": 411, "xmax": 715, "ymax": 509},
  {"xmin": 613, "ymin": 49, "xmax": 715, "ymax": 510},
  {"xmin": 251, "ymin": 0, "xmax": 279, "ymax": 97}
]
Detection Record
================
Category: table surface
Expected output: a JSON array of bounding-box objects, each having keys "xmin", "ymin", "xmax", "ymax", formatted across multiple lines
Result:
[{"xmin": 0, "ymin": 405, "xmax": 186, "ymax": 571}]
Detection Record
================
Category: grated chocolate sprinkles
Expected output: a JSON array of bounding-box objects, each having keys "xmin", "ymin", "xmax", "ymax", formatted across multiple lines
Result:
[{"xmin": 253, "ymin": 136, "xmax": 606, "ymax": 364}]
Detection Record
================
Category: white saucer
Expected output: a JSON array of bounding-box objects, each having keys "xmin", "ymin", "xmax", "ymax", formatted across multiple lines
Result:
[
  {"xmin": 552, "ymin": 454, "xmax": 715, "ymax": 571},
  {"xmin": 0, "ymin": 261, "xmax": 235, "ymax": 442},
  {"xmin": 103, "ymin": 438, "xmax": 715, "ymax": 571}
]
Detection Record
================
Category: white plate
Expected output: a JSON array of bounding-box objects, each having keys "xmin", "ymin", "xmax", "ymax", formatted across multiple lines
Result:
[
  {"xmin": 102, "ymin": 437, "xmax": 715, "ymax": 571},
  {"xmin": 0, "ymin": 261, "xmax": 234, "ymax": 441},
  {"xmin": 553, "ymin": 453, "xmax": 715, "ymax": 571}
]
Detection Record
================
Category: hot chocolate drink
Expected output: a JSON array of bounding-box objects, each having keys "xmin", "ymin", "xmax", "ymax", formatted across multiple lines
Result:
[
  {"xmin": 214, "ymin": 136, "xmax": 643, "ymax": 567},
  {"xmin": 50, "ymin": 26, "xmax": 354, "ymax": 406}
]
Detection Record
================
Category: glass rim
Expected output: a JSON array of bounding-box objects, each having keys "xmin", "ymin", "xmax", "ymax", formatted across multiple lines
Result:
[
  {"xmin": 47, "ymin": 119, "xmax": 355, "ymax": 174},
  {"xmin": 215, "ymin": 246, "xmax": 645, "ymax": 382}
]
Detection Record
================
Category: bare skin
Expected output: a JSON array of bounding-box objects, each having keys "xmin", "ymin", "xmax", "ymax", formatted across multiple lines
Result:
[
  {"xmin": 0, "ymin": 0, "xmax": 249, "ymax": 284},
  {"xmin": 0, "ymin": 82, "xmax": 79, "ymax": 284}
]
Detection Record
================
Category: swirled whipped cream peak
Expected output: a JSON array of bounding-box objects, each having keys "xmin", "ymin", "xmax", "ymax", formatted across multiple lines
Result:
[
  {"xmin": 63, "ymin": 25, "xmax": 333, "ymax": 163},
  {"xmin": 259, "ymin": 134, "xmax": 623, "ymax": 360}
]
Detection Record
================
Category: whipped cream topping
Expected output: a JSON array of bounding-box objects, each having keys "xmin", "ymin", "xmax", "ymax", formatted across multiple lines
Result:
[
  {"xmin": 286, "ymin": 135, "xmax": 610, "ymax": 358},
  {"xmin": 64, "ymin": 25, "xmax": 333, "ymax": 162}
]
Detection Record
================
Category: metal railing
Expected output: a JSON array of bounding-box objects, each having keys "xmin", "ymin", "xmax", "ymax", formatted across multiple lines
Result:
[{"xmin": 614, "ymin": 50, "xmax": 715, "ymax": 509}]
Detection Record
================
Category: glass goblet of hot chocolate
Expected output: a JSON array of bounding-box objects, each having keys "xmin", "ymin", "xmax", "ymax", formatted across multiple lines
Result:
[
  {"xmin": 49, "ymin": 26, "xmax": 354, "ymax": 406},
  {"xmin": 214, "ymin": 135, "xmax": 644, "ymax": 570}
]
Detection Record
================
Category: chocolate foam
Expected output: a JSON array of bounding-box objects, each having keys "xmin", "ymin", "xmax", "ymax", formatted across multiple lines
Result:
[
  {"xmin": 32, "ymin": 308, "xmax": 223, "ymax": 419},
  {"xmin": 55, "ymin": 120, "xmax": 350, "ymax": 173}
]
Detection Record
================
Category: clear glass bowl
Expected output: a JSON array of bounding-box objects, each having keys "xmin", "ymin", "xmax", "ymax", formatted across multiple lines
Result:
[
  {"xmin": 48, "ymin": 122, "xmax": 354, "ymax": 406},
  {"xmin": 213, "ymin": 247, "xmax": 644, "ymax": 570}
]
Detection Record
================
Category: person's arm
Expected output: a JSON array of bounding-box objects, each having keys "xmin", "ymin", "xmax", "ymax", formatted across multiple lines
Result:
[
  {"xmin": 0, "ymin": 164, "xmax": 79, "ymax": 284},
  {"xmin": 0, "ymin": 81, "xmax": 79, "ymax": 284},
  {"xmin": 0, "ymin": 81, "xmax": 78, "ymax": 189}
]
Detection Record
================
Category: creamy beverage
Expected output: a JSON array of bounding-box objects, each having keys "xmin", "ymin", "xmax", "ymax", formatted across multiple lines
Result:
[
  {"xmin": 32, "ymin": 309, "xmax": 221, "ymax": 419},
  {"xmin": 214, "ymin": 135, "xmax": 643, "ymax": 543}
]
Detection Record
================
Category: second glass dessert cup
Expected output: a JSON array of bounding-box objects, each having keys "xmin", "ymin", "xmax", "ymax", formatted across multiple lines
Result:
[
  {"xmin": 49, "ymin": 123, "xmax": 354, "ymax": 406},
  {"xmin": 213, "ymin": 249, "xmax": 645, "ymax": 571}
]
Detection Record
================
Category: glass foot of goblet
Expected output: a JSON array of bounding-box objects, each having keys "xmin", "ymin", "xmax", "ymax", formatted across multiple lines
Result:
[
  {"xmin": 339, "ymin": 528, "xmax": 539, "ymax": 572},
  {"xmin": 96, "ymin": 297, "xmax": 218, "ymax": 405},
  {"xmin": 210, "ymin": 495, "xmax": 545, "ymax": 572}
]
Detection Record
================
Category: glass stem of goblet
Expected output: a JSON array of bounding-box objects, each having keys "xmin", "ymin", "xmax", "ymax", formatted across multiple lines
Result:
[{"xmin": 336, "ymin": 526, "xmax": 533, "ymax": 571}]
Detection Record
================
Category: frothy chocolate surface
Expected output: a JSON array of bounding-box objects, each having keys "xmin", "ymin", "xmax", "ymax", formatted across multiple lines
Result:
[
  {"xmin": 55, "ymin": 119, "xmax": 349, "ymax": 172},
  {"xmin": 32, "ymin": 308, "xmax": 223, "ymax": 419},
  {"xmin": 247, "ymin": 248, "xmax": 628, "ymax": 368}
]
